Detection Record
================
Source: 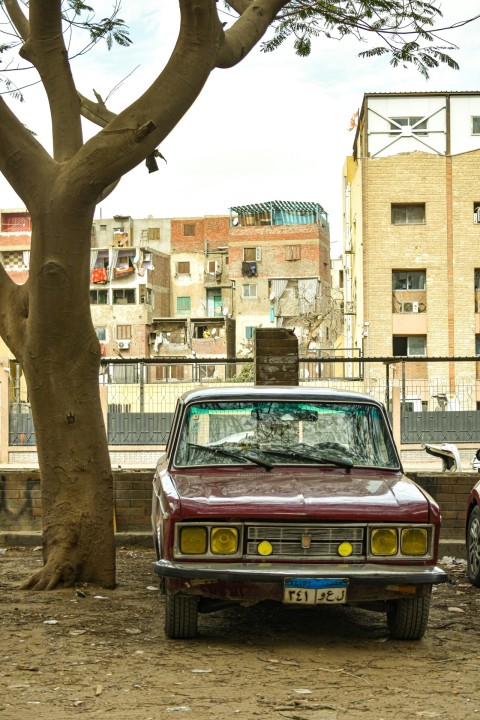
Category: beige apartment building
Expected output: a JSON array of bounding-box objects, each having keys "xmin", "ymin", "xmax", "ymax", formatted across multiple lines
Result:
[{"xmin": 343, "ymin": 91, "xmax": 480, "ymax": 409}]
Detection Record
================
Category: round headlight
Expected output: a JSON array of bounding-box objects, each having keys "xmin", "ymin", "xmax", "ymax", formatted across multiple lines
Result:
[
  {"xmin": 211, "ymin": 527, "xmax": 238, "ymax": 555},
  {"xmin": 338, "ymin": 542, "xmax": 353, "ymax": 557},
  {"xmin": 371, "ymin": 528, "xmax": 398, "ymax": 556},
  {"xmin": 401, "ymin": 527, "xmax": 428, "ymax": 555},
  {"xmin": 257, "ymin": 540, "xmax": 273, "ymax": 556}
]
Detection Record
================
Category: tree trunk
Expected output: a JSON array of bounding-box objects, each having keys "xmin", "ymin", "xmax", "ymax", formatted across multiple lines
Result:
[{"xmin": 19, "ymin": 203, "xmax": 115, "ymax": 590}]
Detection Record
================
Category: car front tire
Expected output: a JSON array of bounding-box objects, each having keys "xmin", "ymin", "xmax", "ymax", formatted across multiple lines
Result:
[
  {"xmin": 387, "ymin": 592, "xmax": 431, "ymax": 640},
  {"xmin": 467, "ymin": 505, "xmax": 480, "ymax": 586},
  {"xmin": 164, "ymin": 594, "xmax": 198, "ymax": 639}
]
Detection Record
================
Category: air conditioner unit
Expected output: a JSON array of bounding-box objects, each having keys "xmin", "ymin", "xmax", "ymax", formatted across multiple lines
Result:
[
  {"xmin": 474, "ymin": 208, "xmax": 480, "ymax": 223},
  {"xmin": 401, "ymin": 301, "xmax": 419, "ymax": 313},
  {"xmin": 117, "ymin": 339, "xmax": 131, "ymax": 350}
]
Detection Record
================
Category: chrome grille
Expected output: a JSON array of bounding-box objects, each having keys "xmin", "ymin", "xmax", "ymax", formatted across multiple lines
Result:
[{"xmin": 246, "ymin": 524, "xmax": 365, "ymax": 559}]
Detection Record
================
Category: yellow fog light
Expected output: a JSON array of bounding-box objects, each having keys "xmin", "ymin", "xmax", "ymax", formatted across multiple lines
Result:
[
  {"xmin": 338, "ymin": 542, "xmax": 353, "ymax": 557},
  {"xmin": 371, "ymin": 528, "xmax": 398, "ymax": 556},
  {"xmin": 257, "ymin": 540, "xmax": 273, "ymax": 556},
  {"xmin": 211, "ymin": 527, "xmax": 238, "ymax": 555},
  {"xmin": 180, "ymin": 526, "xmax": 207, "ymax": 555},
  {"xmin": 401, "ymin": 528, "xmax": 428, "ymax": 556}
]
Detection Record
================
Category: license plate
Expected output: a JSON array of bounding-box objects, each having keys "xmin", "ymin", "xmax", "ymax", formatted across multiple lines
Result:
[{"xmin": 283, "ymin": 578, "xmax": 348, "ymax": 605}]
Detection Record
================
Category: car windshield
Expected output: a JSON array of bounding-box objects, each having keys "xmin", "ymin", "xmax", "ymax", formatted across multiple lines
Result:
[{"xmin": 173, "ymin": 399, "xmax": 400, "ymax": 469}]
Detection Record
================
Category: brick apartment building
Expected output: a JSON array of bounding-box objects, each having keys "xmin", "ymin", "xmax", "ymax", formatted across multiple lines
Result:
[
  {"xmin": 170, "ymin": 200, "xmax": 333, "ymax": 358},
  {"xmin": 0, "ymin": 200, "xmax": 334, "ymax": 383},
  {"xmin": 342, "ymin": 91, "xmax": 480, "ymax": 408}
]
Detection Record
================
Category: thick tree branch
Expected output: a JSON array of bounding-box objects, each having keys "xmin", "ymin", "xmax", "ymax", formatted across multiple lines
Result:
[
  {"xmin": 0, "ymin": 96, "xmax": 55, "ymax": 208},
  {"xmin": 3, "ymin": 0, "xmax": 29, "ymax": 40},
  {"xmin": 0, "ymin": 266, "xmax": 28, "ymax": 360},
  {"xmin": 79, "ymin": 91, "xmax": 116, "ymax": 128},
  {"xmin": 217, "ymin": 0, "xmax": 288, "ymax": 67},
  {"xmin": 19, "ymin": 0, "xmax": 83, "ymax": 161},
  {"xmin": 69, "ymin": 0, "xmax": 223, "ymax": 202},
  {"xmin": 227, "ymin": 0, "xmax": 254, "ymax": 13}
]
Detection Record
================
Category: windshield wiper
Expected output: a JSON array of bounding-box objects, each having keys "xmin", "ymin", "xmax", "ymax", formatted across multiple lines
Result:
[
  {"xmin": 256, "ymin": 445, "xmax": 353, "ymax": 472},
  {"xmin": 187, "ymin": 442, "xmax": 273, "ymax": 471}
]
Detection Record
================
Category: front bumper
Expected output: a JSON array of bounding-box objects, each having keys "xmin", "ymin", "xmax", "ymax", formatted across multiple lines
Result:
[{"xmin": 154, "ymin": 559, "xmax": 448, "ymax": 586}]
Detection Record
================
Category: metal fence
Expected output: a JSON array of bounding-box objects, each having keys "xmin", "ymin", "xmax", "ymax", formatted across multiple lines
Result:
[{"xmin": 8, "ymin": 356, "xmax": 480, "ymax": 447}]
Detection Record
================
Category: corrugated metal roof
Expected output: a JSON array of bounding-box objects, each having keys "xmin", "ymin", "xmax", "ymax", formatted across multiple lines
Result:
[{"xmin": 230, "ymin": 200, "xmax": 326, "ymax": 215}]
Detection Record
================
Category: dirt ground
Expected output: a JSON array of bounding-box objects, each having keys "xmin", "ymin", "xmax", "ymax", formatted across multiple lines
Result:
[{"xmin": 1, "ymin": 547, "xmax": 479, "ymax": 720}]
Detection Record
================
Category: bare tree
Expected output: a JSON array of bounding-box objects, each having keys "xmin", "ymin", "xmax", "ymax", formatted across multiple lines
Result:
[{"xmin": 0, "ymin": 0, "xmax": 474, "ymax": 589}]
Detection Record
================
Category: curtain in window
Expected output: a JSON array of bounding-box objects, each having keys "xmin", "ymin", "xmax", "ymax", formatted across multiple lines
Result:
[
  {"xmin": 109, "ymin": 248, "xmax": 119, "ymax": 281},
  {"xmin": 90, "ymin": 250, "xmax": 98, "ymax": 271},
  {"xmin": 271, "ymin": 279, "xmax": 288, "ymax": 316}
]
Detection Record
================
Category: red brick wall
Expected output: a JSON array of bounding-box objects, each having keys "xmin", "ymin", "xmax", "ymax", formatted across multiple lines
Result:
[{"xmin": 171, "ymin": 217, "xmax": 231, "ymax": 254}]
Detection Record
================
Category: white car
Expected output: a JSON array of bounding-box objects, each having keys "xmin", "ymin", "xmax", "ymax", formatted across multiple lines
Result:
[{"xmin": 472, "ymin": 450, "xmax": 480, "ymax": 472}]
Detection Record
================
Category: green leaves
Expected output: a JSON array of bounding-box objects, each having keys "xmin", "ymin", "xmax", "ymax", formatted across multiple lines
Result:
[{"xmin": 261, "ymin": 0, "xmax": 464, "ymax": 77}]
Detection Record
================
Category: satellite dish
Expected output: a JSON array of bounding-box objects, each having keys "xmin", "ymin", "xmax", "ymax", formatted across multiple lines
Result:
[
  {"xmin": 211, "ymin": 328, "xmax": 217, "ymax": 336},
  {"xmin": 222, "ymin": 307, "xmax": 229, "ymax": 316},
  {"xmin": 269, "ymin": 292, "xmax": 276, "ymax": 301},
  {"xmin": 232, "ymin": 217, "xmax": 239, "ymax": 226}
]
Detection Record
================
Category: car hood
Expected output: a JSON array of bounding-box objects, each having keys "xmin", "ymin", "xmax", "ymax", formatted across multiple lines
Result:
[{"xmin": 166, "ymin": 469, "xmax": 431, "ymax": 522}]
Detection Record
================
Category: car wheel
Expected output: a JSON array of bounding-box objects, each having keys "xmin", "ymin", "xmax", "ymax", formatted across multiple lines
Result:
[
  {"xmin": 387, "ymin": 592, "xmax": 431, "ymax": 640},
  {"xmin": 164, "ymin": 594, "xmax": 198, "ymax": 639},
  {"xmin": 467, "ymin": 506, "xmax": 480, "ymax": 586}
]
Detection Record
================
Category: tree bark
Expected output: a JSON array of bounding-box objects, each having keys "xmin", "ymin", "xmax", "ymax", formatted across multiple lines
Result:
[{"xmin": 19, "ymin": 202, "xmax": 115, "ymax": 590}]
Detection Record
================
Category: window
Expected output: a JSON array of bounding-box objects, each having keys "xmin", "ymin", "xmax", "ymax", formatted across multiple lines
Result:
[
  {"xmin": 243, "ymin": 247, "xmax": 261, "ymax": 262},
  {"xmin": 243, "ymin": 284, "xmax": 257, "ymax": 298},
  {"xmin": 475, "ymin": 269, "xmax": 480, "ymax": 291},
  {"xmin": 176, "ymin": 261, "xmax": 191, "ymax": 275},
  {"xmin": 285, "ymin": 245, "xmax": 301, "ymax": 261},
  {"xmin": 389, "ymin": 116, "xmax": 427, "ymax": 136},
  {"xmin": 177, "ymin": 296, "xmax": 191, "ymax": 314},
  {"xmin": 391, "ymin": 204, "xmax": 425, "ymax": 225},
  {"xmin": 474, "ymin": 203, "xmax": 480, "ymax": 223},
  {"xmin": 140, "ymin": 287, "xmax": 153, "ymax": 305},
  {"xmin": 183, "ymin": 223, "xmax": 196, "ymax": 236},
  {"xmin": 1, "ymin": 212, "xmax": 31, "ymax": 232},
  {"xmin": 95, "ymin": 327, "xmax": 106, "ymax": 341},
  {"xmin": 245, "ymin": 326, "xmax": 256, "ymax": 340},
  {"xmin": 393, "ymin": 336, "xmax": 427, "ymax": 357},
  {"xmin": 392, "ymin": 270, "xmax": 426, "ymax": 290},
  {"xmin": 117, "ymin": 325, "xmax": 132, "ymax": 340},
  {"xmin": 90, "ymin": 289, "xmax": 108, "ymax": 304},
  {"xmin": 476, "ymin": 335, "xmax": 480, "ymax": 356},
  {"xmin": 147, "ymin": 227, "xmax": 160, "ymax": 241},
  {"xmin": 113, "ymin": 289, "xmax": 135, "ymax": 304},
  {"xmin": 473, "ymin": 117, "xmax": 480, "ymax": 135}
]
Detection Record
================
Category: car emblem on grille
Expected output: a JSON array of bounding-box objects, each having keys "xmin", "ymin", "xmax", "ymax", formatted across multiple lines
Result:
[{"xmin": 301, "ymin": 534, "xmax": 312, "ymax": 549}]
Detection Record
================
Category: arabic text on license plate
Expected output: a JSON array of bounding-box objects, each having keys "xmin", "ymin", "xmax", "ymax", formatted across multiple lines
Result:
[{"xmin": 283, "ymin": 578, "xmax": 348, "ymax": 605}]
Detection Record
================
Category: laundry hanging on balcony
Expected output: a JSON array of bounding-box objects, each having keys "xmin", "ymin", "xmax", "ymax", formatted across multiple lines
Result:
[
  {"xmin": 113, "ymin": 266, "xmax": 134, "ymax": 279},
  {"xmin": 90, "ymin": 267, "xmax": 108, "ymax": 283}
]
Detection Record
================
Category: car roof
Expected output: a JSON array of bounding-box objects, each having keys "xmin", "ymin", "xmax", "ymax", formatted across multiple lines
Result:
[{"xmin": 178, "ymin": 385, "xmax": 385, "ymax": 409}]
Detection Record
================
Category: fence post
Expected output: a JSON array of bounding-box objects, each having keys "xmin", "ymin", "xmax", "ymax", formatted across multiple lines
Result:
[
  {"xmin": 99, "ymin": 386, "xmax": 108, "ymax": 440},
  {"xmin": 0, "ymin": 362, "xmax": 9, "ymax": 462},
  {"xmin": 392, "ymin": 385, "xmax": 401, "ymax": 451}
]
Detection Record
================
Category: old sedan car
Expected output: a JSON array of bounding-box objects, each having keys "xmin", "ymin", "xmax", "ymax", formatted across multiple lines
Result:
[
  {"xmin": 152, "ymin": 386, "xmax": 448, "ymax": 640},
  {"xmin": 466, "ymin": 480, "xmax": 480, "ymax": 585}
]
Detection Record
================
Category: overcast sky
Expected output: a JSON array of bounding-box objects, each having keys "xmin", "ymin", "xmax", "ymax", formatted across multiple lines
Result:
[{"xmin": 1, "ymin": 1, "xmax": 479, "ymax": 253}]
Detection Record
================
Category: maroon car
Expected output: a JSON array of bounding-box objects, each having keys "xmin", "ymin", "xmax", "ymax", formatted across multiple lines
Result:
[
  {"xmin": 466, "ymin": 478, "xmax": 480, "ymax": 585},
  {"xmin": 152, "ymin": 386, "xmax": 448, "ymax": 640}
]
